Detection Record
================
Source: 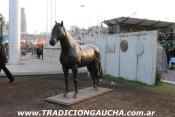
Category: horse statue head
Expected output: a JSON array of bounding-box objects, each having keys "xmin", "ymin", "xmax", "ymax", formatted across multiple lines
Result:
[{"xmin": 50, "ymin": 21, "xmax": 66, "ymax": 46}]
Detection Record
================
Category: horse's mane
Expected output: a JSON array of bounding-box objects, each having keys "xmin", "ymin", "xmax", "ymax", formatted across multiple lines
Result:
[{"xmin": 64, "ymin": 28, "xmax": 78, "ymax": 46}]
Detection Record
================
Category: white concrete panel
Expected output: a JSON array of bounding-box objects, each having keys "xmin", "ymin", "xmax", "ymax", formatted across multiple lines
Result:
[
  {"xmin": 85, "ymin": 31, "xmax": 157, "ymax": 85},
  {"xmin": 105, "ymin": 35, "xmax": 120, "ymax": 77},
  {"xmin": 94, "ymin": 37, "xmax": 106, "ymax": 72},
  {"xmin": 119, "ymin": 33, "xmax": 138, "ymax": 80},
  {"xmin": 120, "ymin": 31, "xmax": 157, "ymax": 85}
]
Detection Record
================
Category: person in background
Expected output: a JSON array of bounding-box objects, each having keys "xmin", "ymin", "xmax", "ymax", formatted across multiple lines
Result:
[
  {"xmin": 41, "ymin": 45, "xmax": 43, "ymax": 60},
  {"xmin": 165, "ymin": 46, "xmax": 171, "ymax": 65},
  {"xmin": 0, "ymin": 36, "xmax": 14, "ymax": 83},
  {"xmin": 36, "ymin": 47, "xmax": 41, "ymax": 59}
]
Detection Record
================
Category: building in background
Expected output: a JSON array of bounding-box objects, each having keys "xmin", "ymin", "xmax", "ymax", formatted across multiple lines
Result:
[
  {"xmin": 70, "ymin": 25, "xmax": 109, "ymax": 44},
  {"xmin": 0, "ymin": 14, "xmax": 7, "ymax": 37},
  {"xmin": 21, "ymin": 8, "xmax": 27, "ymax": 34},
  {"xmin": 103, "ymin": 17, "xmax": 175, "ymax": 48},
  {"xmin": 0, "ymin": 14, "xmax": 9, "ymax": 41},
  {"xmin": 1, "ymin": 8, "xmax": 28, "ymax": 42},
  {"xmin": 3, "ymin": 21, "xmax": 8, "ymax": 35}
]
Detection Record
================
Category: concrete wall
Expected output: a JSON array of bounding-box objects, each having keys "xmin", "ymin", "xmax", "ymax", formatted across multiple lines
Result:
[
  {"xmin": 44, "ymin": 48, "xmax": 61, "ymax": 63},
  {"xmin": 84, "ymin": 31, "xmax": 157, "ymax": 85},
  {"xmin": 43, "ymin": 37, "xmax": 61, "ymax": 63}
]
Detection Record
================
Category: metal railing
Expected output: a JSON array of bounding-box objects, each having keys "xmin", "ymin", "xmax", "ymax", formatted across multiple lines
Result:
[{"xmin": 158, "ymin": 29, "xmax": 175, "ymax": 48}]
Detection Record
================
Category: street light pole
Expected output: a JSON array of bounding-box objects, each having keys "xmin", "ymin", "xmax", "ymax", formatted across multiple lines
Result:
[
  {"xmin": 80, "ymin": 5, "xmax": 85, "ymax": 42},
  {"xmin": 80, "ymin": 5, "xmax": 85, "ymax": 29}
]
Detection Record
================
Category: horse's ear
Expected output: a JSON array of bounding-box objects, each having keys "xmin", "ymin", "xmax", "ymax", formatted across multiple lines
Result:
[
  {"xmin": 61, "ymin": 21, "xmax": 63, "ymax": 26},
  {"xmin": 55, "ymin": 21, "xmax": 58, "ymax": 24}
]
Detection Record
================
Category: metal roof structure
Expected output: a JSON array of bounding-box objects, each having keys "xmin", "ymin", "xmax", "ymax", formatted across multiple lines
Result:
[{"xmin": 103, "ymin": 17, "xmax": 175, "ymax": 29}]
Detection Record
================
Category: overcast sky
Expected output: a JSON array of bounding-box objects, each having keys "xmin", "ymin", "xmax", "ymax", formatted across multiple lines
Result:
[{"xmin": 0, "ymin": 0, "xmax": 175, "ymax": 34}]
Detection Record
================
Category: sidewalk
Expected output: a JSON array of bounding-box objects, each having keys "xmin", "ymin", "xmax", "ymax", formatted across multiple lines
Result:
[
  {"xmin": 0, "ymin": 53, "xmax": 87, "ymax": 76},
  {"xmin": 162, "ymin": 70, "xmax": 175, "ymax": 84}
]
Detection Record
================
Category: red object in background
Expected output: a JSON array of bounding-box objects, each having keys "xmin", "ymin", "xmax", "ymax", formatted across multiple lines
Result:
[
  {"xmin": 37, "ymin": 36, "xmax": 45, "ymax": 47},
  {"xmin": 20, "ymin": 39, "xmax": 26, "ymax": 48}
]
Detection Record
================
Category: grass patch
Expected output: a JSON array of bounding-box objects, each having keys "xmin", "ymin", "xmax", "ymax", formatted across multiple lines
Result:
[
  {"xmin": 103, "ymin": 75, "xmax": 175, "ymax": 90},
  {"xmin": 103, "ymin": 75, "xmax": 147, "ymax": 86},
  {"xmin": 155, "ymin": 69, "xmax": 162, "ymax": 85},
  {"xmin": 169, "ymin": 65, "xmax": 175, "ymax": 70},
  {"xmin": 155, "ymin": 82, "xmax": 175, "ymax": 89}
]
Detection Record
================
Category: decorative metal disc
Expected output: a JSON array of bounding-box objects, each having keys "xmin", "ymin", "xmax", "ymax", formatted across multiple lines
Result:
[
  {"xmin": 135, "ymin": 42, "xmax": 144, "ymax": 56},
  {"xmin": 120, "ymin": 40, "xmax": 128, "ymax": 52}
]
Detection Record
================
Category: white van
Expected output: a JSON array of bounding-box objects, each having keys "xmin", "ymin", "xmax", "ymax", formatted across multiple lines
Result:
[{"xmin": 170, "ymin": 57, "xmax": 175, "ymax": 65}]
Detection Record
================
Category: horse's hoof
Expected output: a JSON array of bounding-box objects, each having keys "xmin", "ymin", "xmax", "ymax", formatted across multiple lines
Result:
[
  {"xmin": 63, "ymin": 93, "xmax": 67, "ymax": 97},
  {"xmin": 93, "ymin": 86, "xmax": 98, "ymax": 90},
  {"xmin": 93, "ymin": 84, "xmax": 98, "ymax": 89},
  {"xmin": 97, "ymin": 82, "xmax": 100, "ymax": 87},
  {"xmin": 95, "ymin": 87, "xmax": 98, "ymax": 91},
  {"xmin": 73, "ymin": 93, "xmax": 77, "ymax": 98},
  {"xmin": 93, "ymin": 85, "xmax": 96, "ymax": 88}
]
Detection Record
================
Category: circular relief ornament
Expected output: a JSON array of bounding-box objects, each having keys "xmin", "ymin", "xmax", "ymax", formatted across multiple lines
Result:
[
  {"xmin": 135, "ymin": 42, "xmax": 144, "ymax": 56},
  {"xmin": 120, "ymin": 40, "xmax": 128, "ymax": 52}
]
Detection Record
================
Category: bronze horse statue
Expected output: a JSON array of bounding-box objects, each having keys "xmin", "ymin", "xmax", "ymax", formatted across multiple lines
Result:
[{"xmin": 50, "ymin": 21, "xmax": 103, "ymax": 98}]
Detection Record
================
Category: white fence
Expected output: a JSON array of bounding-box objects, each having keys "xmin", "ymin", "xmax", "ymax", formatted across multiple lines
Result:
[{"xmin": 84, "ymin": 31, "xmax": 157, "ymax": 85}]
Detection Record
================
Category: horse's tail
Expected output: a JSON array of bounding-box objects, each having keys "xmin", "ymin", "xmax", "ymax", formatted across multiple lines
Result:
[{"xmin": 98, "ymin": 62, "xmax": 103, "ymax": 79}]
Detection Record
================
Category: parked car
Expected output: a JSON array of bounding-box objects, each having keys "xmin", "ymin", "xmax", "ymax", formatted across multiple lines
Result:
[{"xmin": 170, "ymin": 57, "xmax": 175, "ymax": 65}]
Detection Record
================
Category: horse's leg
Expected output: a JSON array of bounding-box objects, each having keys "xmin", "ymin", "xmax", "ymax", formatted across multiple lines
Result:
[
  {"xmin": 96, "ymin": 63, "xmax": 100, "ymax": 87},
  {"xmin": 93, "ymin": 75, "xmax": 97, "ymax": 90},
  {"xmin": 63, "ymin": 67, "xmax": 69, "ymax": 97},
  {"xmin": 92, "ymin": 70, "xmax": 97, "ymax": 90},
  {"xmin": 87, "ymin": 65, "xmax": 96, "ymax": 89},
  {"xmin": 72, "ymin": 65, "xmax": 78, "ymax": 98},
  {"xmin": 93, "ymin": 62, "xmax": 100, "ymax": 90}
]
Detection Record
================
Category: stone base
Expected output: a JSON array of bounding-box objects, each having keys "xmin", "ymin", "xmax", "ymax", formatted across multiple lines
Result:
[{"xmin": 45, "ymin": 87, "xmax": 112, "ymax": 106}]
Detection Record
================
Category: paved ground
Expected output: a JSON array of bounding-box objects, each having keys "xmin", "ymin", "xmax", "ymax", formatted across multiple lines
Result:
[
  {"xmin": 0, "ymin": 53, "xmax": 87, "ymax": 76},
  {"xmin": 162, "ymin": 70, "xmax": 175, "ymax": 84},
  {"xmin": 0, "ymin": 75, "xmax": 175, "ymax": 117},
  {"xmin": 0, "ymin": 53, "xmax": 175, "ymax": 117}
]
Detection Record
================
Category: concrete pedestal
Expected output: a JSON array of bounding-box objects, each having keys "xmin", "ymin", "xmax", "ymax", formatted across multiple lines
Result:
[{"xmin": 45, "ymin": 87, "xmax": 112, "ymax": 106}]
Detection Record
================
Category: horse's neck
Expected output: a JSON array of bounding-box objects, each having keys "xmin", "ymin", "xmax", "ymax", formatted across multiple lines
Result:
[{"xmin": 60, "ymin": 30, "xmax": 77, "ymax": 54}]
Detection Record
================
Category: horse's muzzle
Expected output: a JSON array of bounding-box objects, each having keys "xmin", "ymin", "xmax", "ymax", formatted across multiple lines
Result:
[{"xmin": 50, "ymin": 40, "xmax": 55, "ymax": 46}]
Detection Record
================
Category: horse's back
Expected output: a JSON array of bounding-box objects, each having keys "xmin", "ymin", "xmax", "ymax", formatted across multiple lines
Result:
[
  {"xmin": 80, "ymin": 44, "xmax": 99, "ymax": 53},
  {"xmin": 76, "ymin": 45, "xmax": 100, "ymax": 67},
  {"xmin": 80, "ymin": 45, "xmax": 100, "ymax": 57}
]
